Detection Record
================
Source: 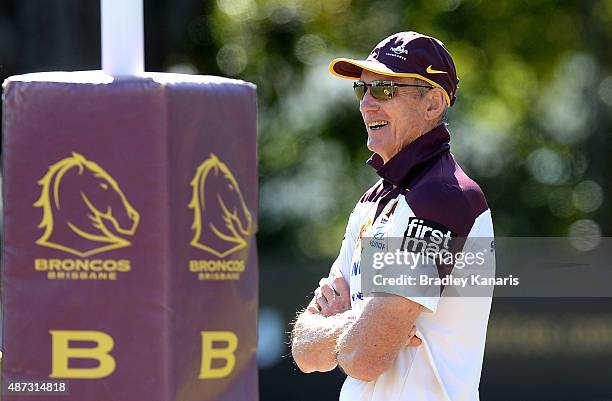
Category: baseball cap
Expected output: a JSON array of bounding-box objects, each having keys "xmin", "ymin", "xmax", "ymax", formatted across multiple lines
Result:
[{"xmin": 329, "ymin": 31, "xmax": 459, "ymax": 107}]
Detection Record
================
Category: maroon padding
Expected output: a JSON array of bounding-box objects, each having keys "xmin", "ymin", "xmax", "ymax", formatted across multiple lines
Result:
[{"xmin": 2, "ymin": 73, "xmax": 258, "ymax": 401}]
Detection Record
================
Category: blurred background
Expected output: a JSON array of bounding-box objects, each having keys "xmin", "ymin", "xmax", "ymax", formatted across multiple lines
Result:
[{"xmin": 1, "ymin": 0, "xmax": 612, "ymax": 400}]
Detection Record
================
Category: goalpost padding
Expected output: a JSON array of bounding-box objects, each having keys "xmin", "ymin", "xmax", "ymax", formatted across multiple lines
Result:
[{"xmin": 1, "ymin": 72, "xmax": 258, "ymax": 401}]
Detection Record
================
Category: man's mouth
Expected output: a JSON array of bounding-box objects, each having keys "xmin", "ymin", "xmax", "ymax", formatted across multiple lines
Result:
[{"xmin": 367, "ymin": 120, "xmax": 389, "ymax": 130}]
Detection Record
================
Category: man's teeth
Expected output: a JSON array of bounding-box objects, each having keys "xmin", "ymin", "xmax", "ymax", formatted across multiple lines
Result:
[{"xmin": 368, "ymin": 120, "xmax": 389, "ymax": 130}]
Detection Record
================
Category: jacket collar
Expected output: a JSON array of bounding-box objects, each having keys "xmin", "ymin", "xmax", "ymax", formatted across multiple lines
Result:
[{"xmin": 366, "ymin": 123, "xmax": 451, "ymax": 188}]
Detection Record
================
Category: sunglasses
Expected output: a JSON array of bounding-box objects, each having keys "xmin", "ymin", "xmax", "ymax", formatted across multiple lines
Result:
[{"xmin": 353, "ymin": 80, "xmax": 433, "ymax": 101}]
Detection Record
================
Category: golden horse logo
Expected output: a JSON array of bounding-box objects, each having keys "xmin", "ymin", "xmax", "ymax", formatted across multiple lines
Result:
[
  {"xmin": 34, "ymin": 152, "xmax": 140, "ymax": 257},
  {"xmin": 189, "ymin": 154, "xmax": 254, "ymax": 258}
]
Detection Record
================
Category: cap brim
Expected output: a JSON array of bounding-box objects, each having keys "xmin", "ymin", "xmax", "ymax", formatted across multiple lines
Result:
[{"xmin": 329, "ymin": 57, "xmax": 451, "ymax": 107}]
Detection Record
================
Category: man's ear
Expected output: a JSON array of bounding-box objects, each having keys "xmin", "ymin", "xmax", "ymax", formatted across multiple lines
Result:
[{"xmin": 425, "ymin": 89, "xmax": 446, "ymax": 122}]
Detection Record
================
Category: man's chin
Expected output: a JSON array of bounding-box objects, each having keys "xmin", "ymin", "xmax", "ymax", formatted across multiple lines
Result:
[{"xmin": 366, "ymin": 138, "xmax": 384, "ymax": 155}]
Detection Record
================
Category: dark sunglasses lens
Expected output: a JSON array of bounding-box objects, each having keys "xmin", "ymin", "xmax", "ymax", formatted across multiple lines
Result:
[
  {"xmin": 353, "ymin": 82, "xmax": 366, "ymax": 101},
  {"xmin": 370, "ymin": 82, "xmax": 394, "ymax": 100}
]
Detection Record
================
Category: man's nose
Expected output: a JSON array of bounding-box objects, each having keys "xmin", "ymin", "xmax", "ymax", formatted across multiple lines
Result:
[{"xmin": 359, "ymin": 90, "xmax": 380, "ymax": 113}]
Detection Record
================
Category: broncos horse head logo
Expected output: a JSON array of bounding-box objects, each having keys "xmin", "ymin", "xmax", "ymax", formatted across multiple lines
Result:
[
  {"xmin": 189, "ymin": 154, "xmax": 254, "ymax": 258},
  {"xmin": 34, "ymin": 152, "xmax": 140, "ymax": 257}
]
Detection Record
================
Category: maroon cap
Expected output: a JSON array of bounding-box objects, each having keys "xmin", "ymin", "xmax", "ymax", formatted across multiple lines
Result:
[{"xmin": 329, "ymin": 31, "xmax": 459, "ymax": 107}]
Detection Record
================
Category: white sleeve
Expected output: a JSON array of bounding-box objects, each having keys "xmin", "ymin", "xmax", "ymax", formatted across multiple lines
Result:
[{"xmin": 329, "ymin": 206, "xmax": 361, "ymax": 283}]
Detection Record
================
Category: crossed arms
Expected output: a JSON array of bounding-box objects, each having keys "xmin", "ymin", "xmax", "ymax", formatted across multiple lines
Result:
[{"xmin": 291, "ymin": 271, "xmax": 423, "ymax": 382}]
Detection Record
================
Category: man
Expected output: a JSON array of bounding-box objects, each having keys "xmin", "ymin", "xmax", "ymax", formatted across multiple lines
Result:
[{"xmin": 291, "ymin": 31, "xmax": 495, "ymax": 401}]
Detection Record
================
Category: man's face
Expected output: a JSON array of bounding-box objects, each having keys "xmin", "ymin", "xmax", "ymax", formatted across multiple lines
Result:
[{"xmin": 359, "ymin": 71, "xmax": 431, "ymax": 163}]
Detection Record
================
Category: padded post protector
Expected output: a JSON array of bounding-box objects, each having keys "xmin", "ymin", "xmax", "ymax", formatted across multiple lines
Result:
[{"xmin": 1, "ymin": 72, "xmax": 258, "ymax": 401}]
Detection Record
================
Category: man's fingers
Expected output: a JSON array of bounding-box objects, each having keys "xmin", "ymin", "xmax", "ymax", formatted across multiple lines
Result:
[
  {"xmin": 316, "ymin": 293, "xmax": 328, "ymax": 312},
  {"xmin": 314, "ymin": 276, "xmax": 351, "ymax": 317},
  {"xmin": 318, "ymin": 277, "xmax": 337, "ymax": 303},
  {"xmin": 332, "ymin": 276, "xmax": 348, "ymax": 292},
  {"xmin": 320, "ymin": 283, "xmax": 336, "ymax": 304},
  {"xmin": 332, "ymin": 276, "xmax": 350, "ymax": 307},
  {"xmin": 314, "ymin": 287, "xmax": 325, "ymax": 311}
]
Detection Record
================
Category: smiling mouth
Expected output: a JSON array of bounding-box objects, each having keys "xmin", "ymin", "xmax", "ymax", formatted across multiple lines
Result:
[{"xmin": 368, "ymin": 120, "xmax": 389, "ymax": 130}]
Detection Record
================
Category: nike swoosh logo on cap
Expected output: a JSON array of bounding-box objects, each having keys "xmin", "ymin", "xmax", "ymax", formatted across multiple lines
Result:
[{"xmin": 426, "ymin": 65, "xmax": 447, "ymax": 74}]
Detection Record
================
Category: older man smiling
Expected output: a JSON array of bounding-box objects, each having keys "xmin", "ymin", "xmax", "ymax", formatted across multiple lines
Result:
[{"xmin": 291, "ymin": 31, "xmax": 495, "ymax": 401}]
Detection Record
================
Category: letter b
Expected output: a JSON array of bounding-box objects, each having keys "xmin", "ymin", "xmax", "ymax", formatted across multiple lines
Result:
[
  {"xmin": 49, "ymin": 330, "xmax": 116, "ymax": 378},
  {"xmin": 199, "ymin": 331, "xmax": 238, "ymax": 379}
]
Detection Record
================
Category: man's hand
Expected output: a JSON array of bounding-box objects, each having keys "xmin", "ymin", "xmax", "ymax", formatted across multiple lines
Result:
[
  {"xmin": 314, "ymin": 273, "xmax": 422, "ymax": 346},
  {"xmin": 314, "ymin": 274, "xmax": 350, "ymax": 317}
]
